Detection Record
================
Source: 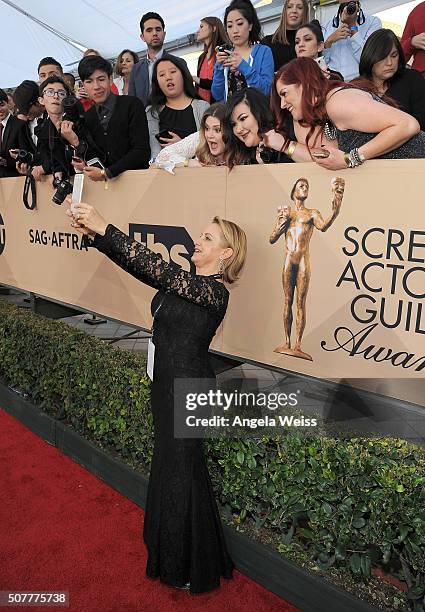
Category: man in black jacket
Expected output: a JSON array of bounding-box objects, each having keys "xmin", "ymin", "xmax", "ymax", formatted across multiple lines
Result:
[
  {"xmin": 0, "ymin": 88, "xmax": 24, "ymax": 178},
  {"xmin": 74, "ymin": 56, "xmax": 150, "ymax": 182}
]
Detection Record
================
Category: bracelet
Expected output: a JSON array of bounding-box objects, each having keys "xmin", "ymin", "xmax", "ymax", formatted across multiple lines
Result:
[
  {"xmin": 343, "ymin": 152, "xmax": 351, "ymax": 168},
  {"xmin": 344, "ymin": 148, "xmax": 365, "ymax": 168},
  {"xmin": 285, "ymin": 141, "xmax": 297, "ymax": 159},
  {"xmin": 100, "ymin": 168, "xmax": 109, "ymax": 190}
]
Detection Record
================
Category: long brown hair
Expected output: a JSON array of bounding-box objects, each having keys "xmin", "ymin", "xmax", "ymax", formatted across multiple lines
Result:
[
  {"xmin": 197, "ymin": 16, "xmax": 228, "ymax": 72},
  {"xmin": 195, "ymin": 103, "xmax": 227, "ymax": 165},
  {"xmin": 272, "ymin": 0, "xmax": 310, "ymax": 45},
  {"xmin": 271, "ymin": 57, "xmax": 398, "ymax": 149}
]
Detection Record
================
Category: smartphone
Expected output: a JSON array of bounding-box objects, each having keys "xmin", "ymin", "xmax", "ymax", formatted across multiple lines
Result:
[
  {"xmin": 315, "ymin": 56, "xmax": 327, "ymax": 71},
  {"xmin": 217, "ymin": 44, "xmax": 233, "ymax": 53},
  {"xmin": 155, "ymin": 130, "xmax": 172, "ymax": 142},
  {"xmin": 72, "ymin": 155, "xmax": 83, "ymax": 164},
  {"xmin": 71, "ymin": 173, "xmax": 84, "ymax": 214},
  {"xmin": 86, "ymin": 157, "xmax": 105, "ymax": 170}
]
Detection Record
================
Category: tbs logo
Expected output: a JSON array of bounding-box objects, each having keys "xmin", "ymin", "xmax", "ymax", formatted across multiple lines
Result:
[
  {"xmin": 0, "ymin": 212, "xmax": 5, "ymax": 256},
  {"xmin": 129, "ymin": 224, "xmax": 195, "ymax": 273}
]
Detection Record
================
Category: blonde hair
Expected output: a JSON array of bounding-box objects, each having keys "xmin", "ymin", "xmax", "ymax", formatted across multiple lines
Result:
[
  {"xmin": 213, "ymin": 216, "xmax": 247, "ymax": 284},
  {"xmin": 272, "ymin": 0, "xmax": 310, "ymax": 45},
  {"xmin": 83, "ymin": 48, "xmax": 101, "ymax": 57},
  {"xmin": 196, "ymin": 103, "xmax": 227, "ymax": 166}
]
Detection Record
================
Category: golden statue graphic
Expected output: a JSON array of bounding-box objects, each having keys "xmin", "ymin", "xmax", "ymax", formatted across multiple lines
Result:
[{"xmin": 269, "ymin": 177, "xmax": 345, "ymax": 361}]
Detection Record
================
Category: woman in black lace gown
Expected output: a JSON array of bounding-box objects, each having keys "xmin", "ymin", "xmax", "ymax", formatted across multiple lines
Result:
[
  {"xmin": 67, "ymin": 200, "xmax": 247, "ymax": 594},
  {"xmin": 266, "ymin": 57, "xmax": 425, "ymax": 168}
]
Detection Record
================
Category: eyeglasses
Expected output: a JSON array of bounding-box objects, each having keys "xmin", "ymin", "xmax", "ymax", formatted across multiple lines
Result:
[{"xmin": 43, "ymin": 89, "xmax": 67, "ymax": 98}]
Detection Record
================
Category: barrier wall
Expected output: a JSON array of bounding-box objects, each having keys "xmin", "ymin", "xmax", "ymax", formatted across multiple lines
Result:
[{"xmin": 0, "ymin": 161, "xmax": 424, "ymax": 406}]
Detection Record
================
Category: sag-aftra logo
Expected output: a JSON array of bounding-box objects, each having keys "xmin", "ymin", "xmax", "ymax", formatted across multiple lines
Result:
[
  {"xmin": 129, "ymin": 224, "xmax": 195, "ymax": 273},
  {"xmin": 0, "ymin": 212, "xmax": 5, "ymax": 256}
]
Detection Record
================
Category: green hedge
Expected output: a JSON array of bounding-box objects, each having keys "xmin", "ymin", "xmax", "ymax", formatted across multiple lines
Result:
[{"xmin": 0, "ymin": 298, "xmax": 424, "ymax": 609}]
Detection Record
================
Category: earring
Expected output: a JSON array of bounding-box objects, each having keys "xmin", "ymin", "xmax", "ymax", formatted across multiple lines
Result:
[{"xmin": 218, "ymin": 258, "xmax": 224, "ymax": 276}]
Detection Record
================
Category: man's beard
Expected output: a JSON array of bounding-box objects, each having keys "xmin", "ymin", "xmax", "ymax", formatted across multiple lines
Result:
[{"xmin": 149, "ymin": 41, "xmax": 163, "ymax": 51}]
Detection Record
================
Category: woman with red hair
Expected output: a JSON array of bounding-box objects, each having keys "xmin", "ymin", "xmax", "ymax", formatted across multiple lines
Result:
[{"xmin": 265, "ymin": 57, "xmax": 425, "ymax": 169}]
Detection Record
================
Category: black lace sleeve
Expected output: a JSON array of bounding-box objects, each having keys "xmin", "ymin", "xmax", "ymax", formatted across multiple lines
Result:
[{"xmin": 93, "ymin": 224, "xmax": 228, "ymax": 313}]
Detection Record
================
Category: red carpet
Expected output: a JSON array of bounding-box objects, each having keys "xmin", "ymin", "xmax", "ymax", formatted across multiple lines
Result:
[{"xmin": 0, "ymin": 409, "xmax": 298, "ymax": 611}]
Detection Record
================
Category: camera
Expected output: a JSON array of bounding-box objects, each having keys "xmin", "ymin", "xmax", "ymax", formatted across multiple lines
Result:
[
  {"xmin": 16, "ymin": 149, "xmax": 34, "ymax": 165},
  {"xmin": 345, "ymin": 1, "xmax": 358, "ymax": 15},
  {"xmin": 52, "ymin": 176, "xmax": 73, "ymax": 205},
  {"xmin": 61, "ymin": 95, "xmax": 89, "ymax": 159},
  {"xmin": 259, "ymin": 146, "xmax": 280, "ymax": 164},
  {"xmin": 62, "ymin": 96, "xmax": 85, "ymax": 127},
  {"xmin": 217, "ymin": 43, "xmax": 233, "ymax": 53}
]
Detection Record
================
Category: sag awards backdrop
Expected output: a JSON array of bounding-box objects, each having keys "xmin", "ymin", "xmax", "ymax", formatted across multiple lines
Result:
[{"xmin": 0, "ymin": 162, "xmax": 424, "ymax": 407}]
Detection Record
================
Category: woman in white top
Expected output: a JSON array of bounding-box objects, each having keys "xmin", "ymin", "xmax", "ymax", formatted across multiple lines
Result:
[
  {"xmin": 114, "ymin": 49, "xmax": 139, "ymax": 95},
  {"xmin": 153, "ymin": 103, "xmax": 226, "ymax": 173}
]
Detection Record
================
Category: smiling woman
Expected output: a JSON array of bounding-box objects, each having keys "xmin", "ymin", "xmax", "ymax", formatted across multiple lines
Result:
[
  {"xmin": 65, "ymin": 199, "xmax": 247, "ymax": 594},
  {"xmin": 270, "ymin": 56, "xmax": 425, "ymax": 170}
]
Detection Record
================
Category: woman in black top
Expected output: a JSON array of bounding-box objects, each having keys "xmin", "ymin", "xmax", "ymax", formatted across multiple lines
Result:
[
  {"xmin": 67, "ymin": 201, "xmax": 247, "ymax": 594},
  {"xmin": 262, "ymin": 0, "xmax": 310, "ymax": 71},
  {"xmin": 295, "ymin": 21, "xmax": 343, "ymax": 81},
  {"xmin": 222, "ymin": 87, "xmax": 292, "ymax": 167},
  {"xmin": 354, "ymin": 29, "xmax": 425, "ymax": 130},
  {"xmin": 146, "ymin": 56, "xmax": 209, "ymax": 160}
]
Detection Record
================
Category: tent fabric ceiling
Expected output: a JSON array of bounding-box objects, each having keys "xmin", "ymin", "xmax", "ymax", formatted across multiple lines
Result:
[{"xmin": 0, "ymin": 0, "xmax": 231, "ymax": 88}]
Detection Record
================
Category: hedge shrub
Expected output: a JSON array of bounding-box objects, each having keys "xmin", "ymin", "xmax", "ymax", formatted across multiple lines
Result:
[{"xmin": 0, "ymin": 299, "xmax": 424, "ymax": 609}]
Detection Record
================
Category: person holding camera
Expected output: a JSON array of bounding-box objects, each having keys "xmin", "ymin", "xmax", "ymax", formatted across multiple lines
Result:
[
  {"xmin": 212, "ymin": 0, "xmax": 274, "ymax": 101},
  {"xmin": 321, "ymin": 1, "xmax": 381, "ymax": 82},
  {"xmin": 0, "ymin": 89, "xmax": 23, "ymax": 178},
  {"xmin": 13, "ymin": 80, "xmax": 44, "ymax": 157},
  {"xmin": 25, "ymin": 77, "xmax": 77, "ymax": 182}
]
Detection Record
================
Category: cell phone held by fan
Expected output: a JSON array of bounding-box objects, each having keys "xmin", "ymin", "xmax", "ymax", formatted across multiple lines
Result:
[
  {"xmin": 70, "ymin": 173, "xmax": 84, "ymax": 214},
  {"xmin": 216, "ymin": 43, "xmax": 233, "ymax": 54},
  {"xmin": 155, "ymin": 130, "xmax": 173, "ymax": 143},
  {"xmin": 86, "ymin": 157, "xmax": 106, "ymax": 170},
  {"xmin": 315, "ymin": 56, "xmax": 327, "ymax": 71}
]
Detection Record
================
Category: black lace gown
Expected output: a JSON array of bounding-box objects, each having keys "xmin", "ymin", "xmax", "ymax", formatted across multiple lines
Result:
[{"xmin": 93, "ymin": 224, "xmax": 234, "ymax": 593}]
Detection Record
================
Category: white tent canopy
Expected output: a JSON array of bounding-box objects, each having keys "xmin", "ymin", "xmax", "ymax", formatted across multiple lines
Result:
[
  {"xmin": 0, "ymin": 0, "xmax": 421, "ymax": 89},
  {"xmin": 0, "ymin": 0, "xmax": 231, "ymax": 88}
]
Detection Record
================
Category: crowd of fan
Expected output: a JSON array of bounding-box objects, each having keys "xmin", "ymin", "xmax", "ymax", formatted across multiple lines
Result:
[{"xmin": 1, "ymin": 0, "xmax": 425, "ymax": 187}]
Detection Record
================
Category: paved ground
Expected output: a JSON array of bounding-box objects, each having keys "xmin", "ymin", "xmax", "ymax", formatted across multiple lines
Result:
[{"xmin": 2, "ymin": 289, "xmax": 424, "ymax": 446}]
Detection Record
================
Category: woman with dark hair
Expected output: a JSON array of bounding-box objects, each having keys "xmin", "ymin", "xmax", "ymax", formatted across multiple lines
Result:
[
  {"xmin": 262, "ymin": 0, "xmax": 310, "ymax": 71},
  {"xmin": 222, "ymin": 87, "xmax": 286, "ymax": 168},
  {"xmin": 295, "ymin": 21, "xmax": 343, "ymax": 80},
  {"xmin": 193, "ymin": 17, "xmax": 228, "ymax": 103},
  {"xmin": 268, "ymin": 57, "xmax": 425, "ymax": 170},
  {"xmin": 66, "ymin": 200, "xmax": 247, "ymax": 594},
  {"xmin": 114, "ymin": 49, "xmax": 139, "ymax": 95},
  {"xmin": 146, "ymin": 55, "xmax": 209, "ymax": 160},
  {"xmin": 153, "ymin": 103, "xmax": 227, "ymax": 172},
  {"xmin": 353, "ymin": 29, "xmax": 425, "ymax": 131},
  {"xmin": 212, "ymin": 0, "xmax": 274, "ymax": 101}
]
